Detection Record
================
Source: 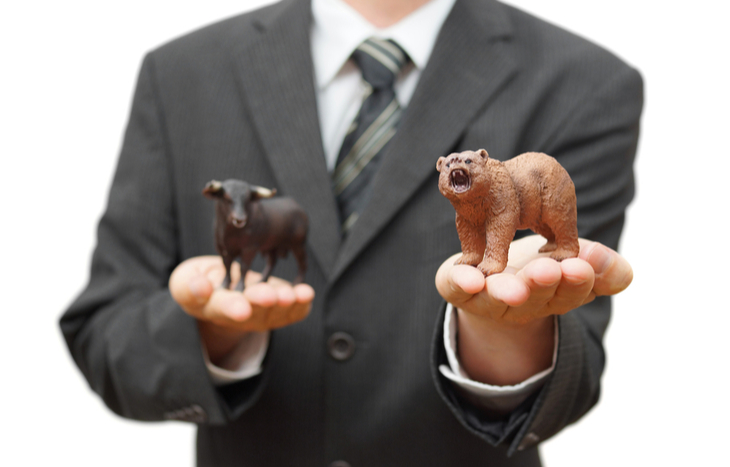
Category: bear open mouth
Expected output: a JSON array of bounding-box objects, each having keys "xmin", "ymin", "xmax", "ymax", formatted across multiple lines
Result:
[{"xmin": 450, "ymin": 169, "xmax": 470, "ymax": 193}]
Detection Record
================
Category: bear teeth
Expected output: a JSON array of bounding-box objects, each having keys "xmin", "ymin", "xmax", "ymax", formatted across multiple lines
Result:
[{"xmin": 450, "ymin": 169, "xmax": 470, "ymax": 192}]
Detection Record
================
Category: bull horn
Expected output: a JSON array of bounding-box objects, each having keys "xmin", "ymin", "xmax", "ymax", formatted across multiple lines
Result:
[
  {"xmin": 202, "ymin": 180, "xmax": 223, "ymax": 197},
  {"xmin": 251, "ymin": 185, "xmax": 277, "ymax": 198}
]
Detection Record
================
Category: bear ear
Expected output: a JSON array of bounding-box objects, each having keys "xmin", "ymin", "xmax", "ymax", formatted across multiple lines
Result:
[
  {"xmin": 477, "ymin": 149, "xmax": 489, "ymax": 159},
  {"xmin": 436, "ymin": 156, "xmax": 446, "ymax": 172}
]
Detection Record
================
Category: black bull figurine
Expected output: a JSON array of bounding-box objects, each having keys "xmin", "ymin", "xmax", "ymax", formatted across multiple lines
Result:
[{"xmin": 203, "ymin": 179, "xmax": 308, "ymax": 291}]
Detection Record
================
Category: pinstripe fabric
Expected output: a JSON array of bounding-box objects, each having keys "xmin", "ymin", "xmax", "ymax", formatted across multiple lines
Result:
[{"xmin": 333, "ymin": 38, "xmax": 409, "ymax": 233}]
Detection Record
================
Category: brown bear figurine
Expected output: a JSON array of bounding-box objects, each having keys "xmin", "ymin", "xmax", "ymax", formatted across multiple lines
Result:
[{"xmin": 437, "ymin": 149, "xmax": 579, "ymax": 276}]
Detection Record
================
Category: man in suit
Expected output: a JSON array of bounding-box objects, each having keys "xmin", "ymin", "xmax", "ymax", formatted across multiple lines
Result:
[{"xmin": 60, "ymin": 0, "xmax": 641, "ymax": 465}]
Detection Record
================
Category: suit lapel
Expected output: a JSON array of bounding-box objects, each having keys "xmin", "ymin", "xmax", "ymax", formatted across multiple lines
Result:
[
  {"xmin": 232, "ymin": 0, "xmax": 342, "ymax": 277},
  {"xmin": 331, "ymin": 0, "xmax": 518, "ymax": 282}
]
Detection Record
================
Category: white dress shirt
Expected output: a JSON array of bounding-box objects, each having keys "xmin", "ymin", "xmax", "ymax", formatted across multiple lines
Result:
[{"xmin": 204, "ymin": 0, "xmax": 556, "ymax": 412}]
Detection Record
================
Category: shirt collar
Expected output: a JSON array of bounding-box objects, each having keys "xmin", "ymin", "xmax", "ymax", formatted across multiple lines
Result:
[{"xmin": 311, "ymin": 0, "xmax": 457, "ymax": 89}]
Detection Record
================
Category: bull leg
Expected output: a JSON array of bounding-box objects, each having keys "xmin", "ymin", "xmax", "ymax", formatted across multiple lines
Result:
[
  {"xmin": 292, "ymin": 244, "xmax": 307, "ymax": 285},
  {"xmin": 222, "ymin": 254, "xmax": 235, "ymax": 290},
  {"xmin": 260, "ymin": 250, "xmax": 277, "ymax": 283},
  {"xmin": 236, "ymin": 250, "xmax": 257, "ymax": 292}
]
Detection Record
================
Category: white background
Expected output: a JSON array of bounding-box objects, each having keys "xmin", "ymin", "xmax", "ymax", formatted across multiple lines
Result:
[{"xmin": 2, "ymin": 0, "xmax": 728, "ymax": 465}]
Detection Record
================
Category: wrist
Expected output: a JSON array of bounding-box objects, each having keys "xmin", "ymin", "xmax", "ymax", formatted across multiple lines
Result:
[
  {"xmin": 197, "ymin": 320, "xmax": 250, "ymax": 365},
  {"xmin": 456, "ymin": 308, "xmax": 554, "ymax": 385},
  {"xmin": 457, "ymin": 309, "xmax": 552, "ymax": 343}
]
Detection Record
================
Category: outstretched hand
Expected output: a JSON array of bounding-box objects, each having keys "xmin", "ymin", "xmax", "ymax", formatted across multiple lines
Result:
[
  {"xmin": 436, "ymin": 235, "xmax": 633, "ymax": 324},
  {"xmin": 434, "ymin": 235, "xmax": 632, "ymax": 385},
  {"xmin": 169, "ymin": 256, "xmax": 314, "ymax": 362}
]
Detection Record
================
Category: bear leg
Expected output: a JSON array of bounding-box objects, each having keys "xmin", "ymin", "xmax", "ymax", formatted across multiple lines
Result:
[
  {"xmin": 454, "ymin": 215, "xmax": 486, "ymax": 266},
  {"xmin": 478, "ymin": 224, "xmax": 512, "ymax": 276},
  {"xmin": 533, "ymin": 224, "xmax": 558, "ymax": 253},
  {"xmin": 544, "ymin": 217, "xmax": 579, "ymax": 262}
]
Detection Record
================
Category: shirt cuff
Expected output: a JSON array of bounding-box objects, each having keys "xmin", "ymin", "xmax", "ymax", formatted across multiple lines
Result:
[
  {"xmin": 202, "ymin": 331, "xmax": 270, "ymax": 385},
  {"xmin": 438, "ymin": 303, "xmax": 558, "ymax": 413}
]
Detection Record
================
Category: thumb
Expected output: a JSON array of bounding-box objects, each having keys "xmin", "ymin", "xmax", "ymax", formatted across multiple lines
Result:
[
  {"xmin": 436, "ymin": 254, "xmax": 486, "ymax": 305},
  {"xmin": 170, "ymin": 266, "xmax": 214, "ymax": 316},
  {"xmin": 579, "ymin": 241, "xmax": 633, "ymax": 296}
]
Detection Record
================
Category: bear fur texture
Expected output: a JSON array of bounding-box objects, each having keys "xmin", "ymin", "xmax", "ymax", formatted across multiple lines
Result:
[{"xmin": 437, "ymin": 149, "xmax": 579, "ymax": 276}]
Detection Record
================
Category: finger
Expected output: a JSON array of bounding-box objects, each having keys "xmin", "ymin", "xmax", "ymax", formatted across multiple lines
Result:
[
  {"xmin": 506, "ymin": 235, "xmax": 551, "ymax": 269},
  {"xmin": 170, "ymin": 273, "xmax": 214, "ymax": 314},
  {"xmin": 240, "ymin": 269, "xmax": 314, "ymax": 300},
  {"xmin": 243, "ymin": 282, "xmax": 278, "ymax": 308},
  {"xmin": 243, "ymin": 269, "xmax": 263, "ymax": 287},
  {"xmin": 546, "ymin": 258, "xmax": 595, "ymax": 314},
  {"xmin": 260, "ymin": 296, "xmax": 311, "ymax": 330},
  {"xmin": 579, "ymin": 241, "xmax": 633, "ymax": 296},
  {"xmin": 503, "ymin": 258, "xmax": 562, "ymax": 322},
  {"xmin": 201, "ymin": 288, "xmax": 252, "ymax": 323},
  {"xmin": 293, "ymin": 283, "xmax": 316, "ymax": 304},
  {"xmin": 516, "ymin": 257, "xmax": 562, "ymax": 303},
  {"xmin": 243, "ymin": 283, "xmax": 314, "ymax": 330},
  {"xmin": 276, "ymin": 285, "xmax": 297, "ymax": 308},
  {"xmin": 188, "ymin": 274, "xmax": 214, "ymax": 305},
  {"xmin": 436, "ymin": 260, "xmax": 488, "ymax": 305},
  {"xmin": 285, "ymin": 285, "xmax": 315, "ymax": 325},
  {"xmin": 262, "ymin": 273, "xmax": 292, "ymax": 288},
  {"xmin": 170, "ymin": 257, "xmax": 221, "ymax": 313},
  {"xmin": 257, "ymin": 276, "xmax": 315, "ymax": 305},
  {"xmin": 452, "ymin": 273, "xmax": 528, "ymax": 321},
  {"xmin": 484, "ymin": 273, "xmax": 531, "ymax": 308}
]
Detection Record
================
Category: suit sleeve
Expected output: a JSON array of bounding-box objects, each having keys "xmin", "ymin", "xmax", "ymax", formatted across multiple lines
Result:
[
  {"xmin": 59, "ymin": 53, "xmax": 268, "ymax": 425},
  {"xmin": 431, "ymin": 64, "xmax": 644, "ymax": 455}
]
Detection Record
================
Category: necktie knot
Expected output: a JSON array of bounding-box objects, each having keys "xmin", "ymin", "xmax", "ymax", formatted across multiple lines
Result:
[{"xmin": 352, "ymin": 38, "xmax": 409, "ymax": 90}]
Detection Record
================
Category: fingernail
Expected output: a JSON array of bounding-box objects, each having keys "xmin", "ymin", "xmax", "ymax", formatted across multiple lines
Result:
[
  {"xmin": 533, "ymin": 276, "xmax": 559, "ymax": 287},
  {"xmin": 189, "ymin": 277, "xmax": 208, "ymax": 300},
  {"xmin": 592, "ymin": 246, "xmax": 613, "ymax": 274},
  {"xmin": 564, "ymin": 274, "xmax": 589, "ymax": 286}
]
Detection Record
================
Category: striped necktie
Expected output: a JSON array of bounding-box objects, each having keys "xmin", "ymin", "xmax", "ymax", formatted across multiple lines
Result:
[{"xmin": 332, "ymin": 38, "xmax": 410, "ymax": 234}]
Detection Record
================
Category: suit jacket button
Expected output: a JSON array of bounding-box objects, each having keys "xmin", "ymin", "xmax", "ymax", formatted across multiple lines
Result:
[
  {"xmin": 330, "ymin": 461, "xmax": 351, "ymax": 467},
  {"xmin": 327, "ymin": 332, "xmax": 355, "ymax": 361}
]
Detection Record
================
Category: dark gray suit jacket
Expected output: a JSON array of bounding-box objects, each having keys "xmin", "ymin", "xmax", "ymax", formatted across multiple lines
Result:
[{"xmin": 60, "ymin": 0, "xmax": 642, "ymax": 465}]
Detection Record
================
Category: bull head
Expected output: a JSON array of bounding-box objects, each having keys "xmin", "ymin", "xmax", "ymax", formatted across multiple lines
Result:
[{"xmin": 203, "ymin": 179, "xmax": 278, "ymax": 229}]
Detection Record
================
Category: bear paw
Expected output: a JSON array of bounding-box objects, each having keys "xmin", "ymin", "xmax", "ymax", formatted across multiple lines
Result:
[
  {"xmin": 549, "ymin": 247, "xmax": 579, "ymax": 262},
  {"xmin": 455, "ymin": 253, "xmax": 483, "ymax": 267},
  {"xmin": 538, "ymin": 241, "xmax": 557, "ymax": 253},
  {"xmin": 477, "ymin": 259, "xmax": 507, "ymax": 277}
]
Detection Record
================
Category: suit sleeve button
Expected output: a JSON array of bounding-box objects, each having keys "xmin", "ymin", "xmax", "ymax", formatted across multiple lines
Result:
[
  {"xmin": 518, "ymin": 432, "xmax": 540, "ymax": 450},
  {"xmin": 327, "ymin": 332, "xmax": 355, "ymax": 361}
]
